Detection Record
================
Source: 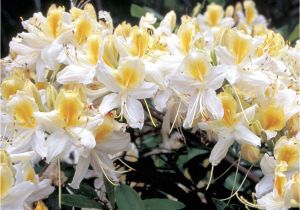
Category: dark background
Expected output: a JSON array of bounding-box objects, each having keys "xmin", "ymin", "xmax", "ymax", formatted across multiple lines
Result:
[{"xmin": 1, "ymin": 0, "xmax": 299, "ymax": 57}]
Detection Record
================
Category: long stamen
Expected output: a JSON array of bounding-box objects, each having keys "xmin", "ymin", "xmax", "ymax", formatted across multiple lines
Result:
[
  {"xmin": 220, "ymin": 164, "xmax": 254, "ymax": 201},
  {"xmin": 169, "ymin": 100, "xmax": 182, "ymax": 135},
  {"xmin": 212, "ymin": 161, "xmax": 235, "ymax": 182},
  {"xmin": 232, "ymin": 85, "xmax": 250, "ymax": 124},
  {"xmin": 235, "ymin": 194, "xmax": 265, "ymax": 209},
  {"xmin": 92, "ymin": 151, "xmax": 118, "ymax": 186},
  {"xmin": 143, "ymin": 99, "xmax": 157, "ymax": 127},
  {"xmin": 58, "ymin": 159, "xmax": 62, "ymax": 209},
  {"xmin": 116, "ymin": 158, "xmax": 136, "ymax": 171},
  {"xmin": 227, "ymin": 155, "xmax": 241, "ymax": 204},
  {"xmin": 206, "ymin": 164, "xmax": 214, "ymax": 190}
]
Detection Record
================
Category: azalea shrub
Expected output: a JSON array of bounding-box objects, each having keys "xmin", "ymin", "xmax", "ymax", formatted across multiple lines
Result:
[{"xmin": 0, "ymin": 0, "xmax": 299, "ymax": 210}]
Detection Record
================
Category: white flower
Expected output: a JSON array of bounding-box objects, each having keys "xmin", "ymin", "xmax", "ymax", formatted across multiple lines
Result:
[{"xmin": 97, "ymin": 57, "xmax": 157, "ymax": 129}]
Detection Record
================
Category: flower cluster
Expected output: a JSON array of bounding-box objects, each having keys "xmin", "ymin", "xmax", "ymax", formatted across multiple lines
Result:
[{"xmin": 1, "ymin": 0, "xmax": 299, "ymax": 209}]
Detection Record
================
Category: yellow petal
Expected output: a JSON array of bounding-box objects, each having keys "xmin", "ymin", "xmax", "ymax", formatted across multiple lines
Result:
[
  {"xmin": 0, "ymin": 164, "xmax": 15, "ymax": 199},
  {"xmin": 1, "ymin": 77, "xmax": 24, "ymax": 100},
  {"xmin": 87, "ymin": 34, "xmax": 101, "ymax": 65},
  {"xmin": 75, "ymin": 16, "xmax": 93, "ymax": 45},
  {"xmin": 219, "ymin": 92, "xmax": 237, "ymax": 127},
  {"xmin": 244, "ymin": 0, "xmax": 257, "ymax": 25},
  {"xmin": 130, "ymin": 27, "xmax": 149, "ymax": 57},
  {"xmin": 47, "ymin": 5, "xmax": 64, "ymax": 38},
  {"xmin": 114, "ymin": 59, "xmax": 144, "ymax": 89},
  {"xmin": 260, "ymin": 105, "xmax": 285, "ymax": 131},
  {"xmin": 55, "ymin": 90, "xmax": 84, "ymax": 127},
  {"xmin": 177, "ymin": 21, "xmax": 195, "ymax": 54},
  {"xmin": 94, "ymin": 116, "xmax": 115, "ymax": 142},
  {"xmin": 10, "ymin": 95, "xmax": 37, "ymax": 128},
  {"xmin": 183, "ymin": 52, "xmax": 209, "ymax": 82},
  {"xmin": 205, "ymin": 3, "xmax": 224, "ymax": 27}
]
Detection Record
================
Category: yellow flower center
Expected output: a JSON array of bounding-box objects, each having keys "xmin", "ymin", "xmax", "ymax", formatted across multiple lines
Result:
[
  {"xmin": 130, "ymin": 28, "xmax": 149, "ymax": 57},
  {"xmin": 47, "ymin": 5, "xmax": 64, "ymax": 38},
  {"xmin": 1, "ymin": 77, "xmax": 24, "ymax": 100},
  {"xmin": 275, "ymin": 137, "xmax": 300, "ymax": 167},
  {"xmin": 102, "ymin": 36, "xmax": 119, "ymax": 69},
  {"xmin": 94, "ymin": 116, "xmax": 115, "ymax": 143},
  {"xmin": 219, "ymin": 92, "xmax": 237, "ymax": 127},
  {"xmin": 114, "ymin": 60, "xmax": 144, "ymax": 90},
  {"xmin": 244, "ymin": 0, "xmax": 257, "ymax": 25},
  {"xmin": 87, "ymin": 35, "xmax": 101, "ymax": 65},
  {"xmin": 177, "ymin": 21, "xmax": 195, "ymax": 54},
  {"xmin": 75, "ymin": 17, "xmax": 93, "ymax": 45},
  {"xmin": 205, "ymin": 3, "xmax": 224, "ymax": 27},
  {"xmin": 55, "ymin": 90, "xmax": 84, "ymax": 127},
  {"xmin": 11, "ymin": 97, "xmax": 37, "ymax": 128},
  {"xmin": 261, "ymin": 105, "xmax": 285, "ymax": 131},
  {"xmin": 228, "ymin": 31, "xmax": 252, "ymax": 64},
  {"xmin": 183, "ymin": 53, "xmax": 209, "ymax": 82}
]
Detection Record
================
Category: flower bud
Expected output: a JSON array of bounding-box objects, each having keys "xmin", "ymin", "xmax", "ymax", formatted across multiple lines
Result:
[
  {"xmin": 286, "ymin": 113, "xmax": 300, "ymax": 138},
  {"xmin": 23, "ymin": 80, "xmax": 46, "ymax": 111},
  {"xmin": 46, "ymin": 85, "xmax": 57, "ymax": 110},
  {"xmin": 249, "ymin": 120, "xmax": 262, "ymax": 136},
  {"xmin": 1, "ymin": 77, "xmax": 24, "ymax": 100},
  {"xmin": 241, "ymin": 144, "xmax": 261, "ymax": 164}
]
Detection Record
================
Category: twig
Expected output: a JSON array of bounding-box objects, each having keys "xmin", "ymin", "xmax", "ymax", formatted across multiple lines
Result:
[{"xmin": 225, "ymin": 156, "xmax": 260, "ymax": 183}]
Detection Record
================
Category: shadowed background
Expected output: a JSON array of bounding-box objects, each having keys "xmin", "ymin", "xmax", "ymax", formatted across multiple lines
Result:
[{"xmin": 1, "ymin": 0, "xmax": 299, "ymax": 57}]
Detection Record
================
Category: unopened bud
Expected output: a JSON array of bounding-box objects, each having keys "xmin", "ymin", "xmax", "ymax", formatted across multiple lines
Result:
[
  {"xmin": 225, "ymin": 5, "xmax": 234, "ymax": 17},
  {"xmin": 241, "ymin": 144, "xmax": 261, "ymax": 164},
  {"xmin": 249, "ymin": 120, "xmax": 262, "ymax": 136},
  {"xmin": 46, "ymin": 85, "xmax": 58, "ymax": 110},
  {"xmin": 23, "ymin": 80, "xmax": 46, "ymax": 111},
  {"xmin": 286, "ymin": 113, "xmax": 300, "ymax": 138}
]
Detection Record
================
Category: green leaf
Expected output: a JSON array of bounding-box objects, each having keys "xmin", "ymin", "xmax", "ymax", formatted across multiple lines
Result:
[
  {"xmin": 223, "ymin": 172, "xmax": 251, "ymax": 192},
  {"xmin": 61, "ymin": 194, "xmax": 103, "ymax": 209},
  {"xmin": 78, "ymin": 183, "xmax": 98, "ymax": 198},
  {"xmin": 276, "ymin": 25, "xmax": 289, "ymax": 38},
  {"xmin": 115, "ymin": 184, "xmax": 146, "ymax": 210},
  {"xmin": 104, "ymin": 178, "xmax": 116, "ymax": 209},
  {"xmin": 143, "ymin": 199, "xmax": 185, "ymax": 210},
  {"xmin": 187, "ymin": 147, "xmax": 209, "ymax": 160},
  {"xmin": 143, "ymin": 135, "xmax": 162, "ymax": 149},
  {"xmin": 130, "ymin": 4, "xmax": 146, "ymax": 18},
  {"xmin": 212, "ymin": 198, "xmax": 228, "ymax": 210},
  {"xmin": 288, "ymin": 24, "xmax": 299, "ymax": 43},
  {"xmin": 176, "ymin": 154, "xmax": 188, "ymax": 170},
  {"xmin": 208, "ymin": 0, "xmax": 225, "ymax": 6}
]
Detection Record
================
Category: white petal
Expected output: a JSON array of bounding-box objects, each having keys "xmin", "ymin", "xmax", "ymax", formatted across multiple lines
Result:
[
  {"xmin": 183, "ymin": 93, "xmax": 201, "ymax": 128},
  {"xmin": 124, "ymin": 97, "xmax": 144, "ymax": 129},
  {"xmin": 129, "ymin": 82, "xmax": 158, "ymax": 99},
  {"xmin": 70, "ymin": 156, "xmax": 91, "ymax": 189},
  {"xmin": 26, "ymin": 179, "xmax": 55, "ymax": 203},
  {"xmin": 1, "ymin": 181, "xmax": 35, "ymax": 209},
  {"xmin": 234, "ymin": 124, "xmax": 261, "ymax": 146},
  {"xmin": 56, "ymin": 64, "xmax": 95, "ymax": 84},
  {"xmin": 205, "ymin": 67, "xmax": 226, "ymax": 90},
  {"xmin": 32, "ymin": 128, "xmax": 47, "ymax": 158},
  {"xmin": 96, "ymin": 131, "xmax": 131, "ymax": 154},
  {"xmin": 204, "ymin": 89, "xmax": 224, "ymax": 119},
  {"xmin": 96, "ymin": 61, "xmax": 120, "ymax": 92},
  {"xmin": 99, "ymin": 93, "xmax": 121, "ymax": 115},
  {"xmin": 215, "ymin": 46, "xmax": 235, "ymax": 65},
  {"xmin": 209, "ymin": 137, "xmax": 235, "ymax": 166},
  {"xmin": 153, "ymin": 89, "xmax": 172, "ymax": 112},
  {"xmin": 46, "ymin": 130, "xmax": 70, "ymax": 163},
  {"xmin": 260, "ymin": 154, "xmax": 276, "ymax": 175},
  {"xmin": 255, "ymin": 175, "xmax": 274, "ymax": 198}
]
